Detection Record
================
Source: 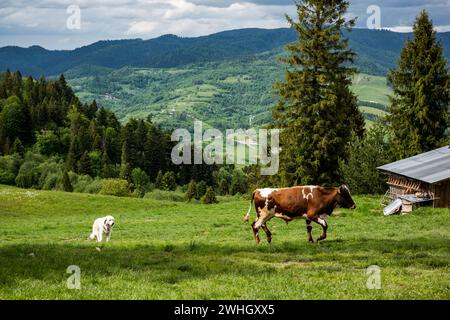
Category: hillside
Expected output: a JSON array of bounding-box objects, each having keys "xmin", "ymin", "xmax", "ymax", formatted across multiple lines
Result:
[
  {"xmin": 2, "ymin": 27, "xmax": 447, "ymax": 129},
  {"xmin": 2, "ymin": 28, "xmax": 450, "ymax": 78},
  {"xmin": 66, "ymin": 58, "xmax": 391, "ymax": 130}
]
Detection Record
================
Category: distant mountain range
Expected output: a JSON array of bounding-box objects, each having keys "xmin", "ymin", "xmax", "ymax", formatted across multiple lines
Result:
[{"xmin": 2, "ymin": 28, "xmax": 449, "ymax": 78}]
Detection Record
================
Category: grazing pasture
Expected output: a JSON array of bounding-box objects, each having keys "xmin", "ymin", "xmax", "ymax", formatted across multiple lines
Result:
[{"xmin": 0, "ymin": 185, "xmax": 448, "ymax": 299}]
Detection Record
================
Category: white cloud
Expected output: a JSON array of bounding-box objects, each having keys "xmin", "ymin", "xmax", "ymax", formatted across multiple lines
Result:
[
  {"xmin": 386, "ymin": 24, "xmax": 450, "ymax": 32},
  {"xmin": 125, "ymin": 1, "xmax": 294, "ymax": 37},
  {"xmin": 386, "ymin": 26, "xmax": 414, "ymax": 32}
]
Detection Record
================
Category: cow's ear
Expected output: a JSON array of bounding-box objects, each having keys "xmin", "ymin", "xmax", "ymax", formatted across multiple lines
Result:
[{"xmin": 337, "ymin": 186, "xmax": 341, "ymax": 194}]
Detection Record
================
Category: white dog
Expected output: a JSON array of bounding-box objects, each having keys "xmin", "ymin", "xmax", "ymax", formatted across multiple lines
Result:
[{"xmin": 89, "ymin": 215, "xmax": 115, "ymax": 242}]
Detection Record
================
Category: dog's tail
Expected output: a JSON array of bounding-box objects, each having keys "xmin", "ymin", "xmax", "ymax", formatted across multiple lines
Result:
[
  {"xmin": 243, "ymin": 191, "xmax": 255, "ymax": 223},
  {"xmin": 89, "ymin": 233, "xmax": 95, "ymax": 240}
]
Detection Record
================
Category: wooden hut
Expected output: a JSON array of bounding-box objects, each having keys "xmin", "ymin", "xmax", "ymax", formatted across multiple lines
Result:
[{"xmin": 377, "ymin": 146, "xmax": 450, "ymax": 212}]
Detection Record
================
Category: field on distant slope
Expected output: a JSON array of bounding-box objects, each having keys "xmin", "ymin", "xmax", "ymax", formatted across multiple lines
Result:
[
  {"xmin": 0, "ymin": 185, "xmax": 449, "ymax": 299},
  {"xmin": 66, "ymin": 58, "xmax": 391, "ymax": 130},
  {"xmin": 352, "ymin": 74, "xmax": 391, "ymax": 106}
]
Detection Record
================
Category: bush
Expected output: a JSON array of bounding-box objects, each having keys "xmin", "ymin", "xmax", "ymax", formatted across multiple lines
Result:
[
  {"xmin": 340, "ymin": 123, "xmax": 395, "ymax": 194},
  {"xmin": 214, "ymin": 167, "xmax": 232, "ymax": 195},
  {"xmin": 162, "ymin": 171, "xmax": 177, "ymax": 191},
  {"xmin": 0, "ymin": 154, "xmax": 22, "ymax": 184},
  {"xmin": 84, "ymin": 178, "xmax": 103, "ymax": 194},
  {"xmin": 35, "ymin": 130, "xmax": 61, "ymax": 156},
  {"xmin": 15, "ymin": 161, "xmax": 41, "ymax": 188},
  {"xmin": 202, "ymin": 187, "xmax": 218, "ymax": 204},
  {"xmin": 155, "ymin": 170, "xmax": 164, "ymax": 189},
  {"xmin": 72, "ymin": 174, "xmax": 93, "ymax": 193},
  {"xmin": 100, "ymin": 179, "xmax": 131, "ymax": 197},
  {"xmin": 131, "ymin": 168, "xmax": 150, "ymax": 197},
  {"xmin": 144, "ymin": 189, "xmax": 185, "ymax": 202},
  {"xmin": 37, "ymin": 159, "xmax": 63, "ymax": 189},
  {"xmin": 230, "ymin": 169, "xmax": 248, "ymax": 195},
  {"xmin": 185, "ymin": 180, "xmax": 197, "ymax": 202},
  {"xmin": 195, "ymin": 181, "xmax": 207, "ymax": 200},
  {"xmin": 0, "ymin": 170, "xmax": 16, "ymax": 184},
  {"xmin": 41, "ymin": 173, "xmax": 60, "ymax": 190}
]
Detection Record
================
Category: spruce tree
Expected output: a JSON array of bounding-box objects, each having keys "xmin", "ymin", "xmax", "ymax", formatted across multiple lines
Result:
[
  {"xmin": 388, "ymin": 10, "xmax": 449, "ymax": 158},
  {"xmin": 162, "ymin": 171, "xmax": 177, "ymax": 191},
  {"xmin": 272, "ymin": 0, "xmax": 364, "ymax": 186},
  {"xmin": 155, "ymin": 170, "xmax": 164, "ymax": 189},
  {"xmin": 12, "ymin": 137, "xmax": 24, "ymax": 156},
  {"xmin": 195, "ymin": 181, "xmax": 207, "ymax": 200},
  {"xmin": 61, "ymin": 169, "xmax": 73, "ymax": 192},
  {"xmin": 119, "ymin": 140, "xmax": 131, "ymax": 181},
  {"xmin": 185, "ymin": 180, "xmax": 197, "ymax": 202}
]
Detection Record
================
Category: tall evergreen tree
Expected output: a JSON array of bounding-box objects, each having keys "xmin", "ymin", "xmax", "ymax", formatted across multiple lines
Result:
[
  {"xmin": 119, "ymin": 140, "xmax": 131, "ymax": 181},
  {"xmin": 61, "ymin": 169, "xmax": 73, "ymax": 192},
  {"xmin": 272, "ymin": 0, "xmax": 364, "ymax": 186},
  {"xmin": 387, "ymin": 10, "xmax": 449, "ymax": 158}
]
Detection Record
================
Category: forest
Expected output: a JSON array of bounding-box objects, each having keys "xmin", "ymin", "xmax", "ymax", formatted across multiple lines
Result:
[{"xmin": 0, "ymin": 70, "xmax": 242, "ymax": 202}]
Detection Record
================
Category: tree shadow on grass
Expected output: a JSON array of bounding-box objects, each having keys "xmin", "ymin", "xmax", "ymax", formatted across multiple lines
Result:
[{"xmin": 0, "ymin": 236, "xmax": 448, "ymax": 293}]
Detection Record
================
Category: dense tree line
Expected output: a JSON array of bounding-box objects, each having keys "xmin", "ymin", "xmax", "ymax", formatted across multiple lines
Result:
[{"xmin": 0, "ymin": 71, "xmax": 251, "ymax": 200}]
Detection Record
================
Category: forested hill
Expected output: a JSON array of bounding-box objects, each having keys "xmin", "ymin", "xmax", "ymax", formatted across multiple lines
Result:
[{"xmin": 2, "ymin": 28, "xmax": 450, "ymax": 77}]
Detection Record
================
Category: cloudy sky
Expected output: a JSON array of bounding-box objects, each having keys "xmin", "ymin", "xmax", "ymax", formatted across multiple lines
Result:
[{"xmin": 0, "ymin": 0, "xmax": 449, "ymax": 49}]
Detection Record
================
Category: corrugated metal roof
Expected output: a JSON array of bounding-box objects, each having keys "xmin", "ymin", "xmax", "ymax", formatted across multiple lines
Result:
[{"xmin": 377, "ymin": 146, "xmax": 450, "ymax": 184}]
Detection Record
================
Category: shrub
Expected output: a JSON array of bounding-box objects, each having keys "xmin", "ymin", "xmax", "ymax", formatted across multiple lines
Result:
[
  {"xmin": 15, "ymin": 161, "xmax": 41, "ymax": 188},
  {"xmin": 100, "ymin": 179, "xmax": 130, "ymax": 197},
  {"xmin": 132, "ymin": 168, "xmax": 149, "ymax": 187},
  {"xmin": 340, "ymin": 123, "xmax": 395, "ymax": 194},
  {"xmin": 84, "ymin": 178, "xmax": 103, "ymax": 194},
  {"xmin": 35, "ymin": 130, "xmax": 61, "ymax": 156},
  {"xmin": 72, "ymin": 175, "xmax": 93, "ymax": 193},
  {"xmin": 0, "ymin": 170, "xmax": 16, "ymax": 185},
  {"xmin": 214, "ymin": 167, "xmax": 232, "ymax": 195},
  {"xmin": 162, "ymin": 171, "xmax": 177, "ymax": 191},
  {"xmin": 202, "ymin": 187, "xmax": 218, "ymax": 204},
  {"xmin": 185, "ymin": 180, "xmax": 197, "ymax": 202},
  {"xmin": 40, "ymin": 173, "xmax": 58, "ymax": 190},
  {"xmin": 0, "ymin": 153, "xmax": 22, "ymax": 185},
  {"xmin": 144, "ymin": 189, "xmax": 185, "ymax": 202},
  {"xmin": 230, "ymin": 169, "xmax": 247, "ymax": 195},
  {"xmin": 155, "ymin": 170, "xmax": 164, "ymax": 189},
  {"xmin": 37, "ymin": 159, "xmax": 63, "ymax": 189},
  {"xmin": 195, "ymin": 181, "xmax": 207, "ymax": 200}
]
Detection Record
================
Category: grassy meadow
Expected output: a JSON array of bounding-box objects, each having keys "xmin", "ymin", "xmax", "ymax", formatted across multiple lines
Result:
[{"xmin": 0, "ymin": 184, "xmax": 449, "ymax": 299}]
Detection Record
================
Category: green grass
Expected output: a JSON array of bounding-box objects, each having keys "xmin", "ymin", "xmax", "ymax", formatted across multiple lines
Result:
[
  {"xmin": 359, "ymin": 106, "xmax": 389, "ymax": 117},
  {"xmin": 352, "ymin": 74, "xmax": 392, "ymax": 106},
  {"xmin": 0, "ymin": 184, "xmax": 449, "ymax": 299}
]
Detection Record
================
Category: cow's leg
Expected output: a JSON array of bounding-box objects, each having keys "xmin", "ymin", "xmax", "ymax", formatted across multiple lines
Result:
[
  {"xmin": 261, "ymin": 224, "xmax": 272, "ymax": 244},
  {"xmin": 305, "ymin": 219, "xmax": 314, "ymax": 243},
  {"xmin": 251, "ymin": 221, "xmax": 261, "ymax": 244},
  {"xmin": 312, "ymin": 216, "xmax": 328, "ymax": 241},
  {"xmin": 252, "ymin": 207, "xmax": 274, "ymax": 244}
]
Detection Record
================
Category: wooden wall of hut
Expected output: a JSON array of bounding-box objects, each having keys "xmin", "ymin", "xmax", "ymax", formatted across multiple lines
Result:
[{"xmin": 433, "ymin": 180, "xmax": 450, "ymax": 208}]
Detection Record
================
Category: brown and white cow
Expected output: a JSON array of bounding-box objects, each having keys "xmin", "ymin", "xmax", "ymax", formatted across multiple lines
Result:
[{"xmin": 243, "ymin": 185, "xmax": 356, "ymax": 244}]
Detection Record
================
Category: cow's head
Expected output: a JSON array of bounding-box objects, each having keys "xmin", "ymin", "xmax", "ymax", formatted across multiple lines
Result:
[{"xmin": 337, "ymin": 185, "xmax": 356, "ymax": 209}]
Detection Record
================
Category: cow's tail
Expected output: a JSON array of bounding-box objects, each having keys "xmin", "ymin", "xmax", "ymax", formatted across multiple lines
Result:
[{"xmin": 243, "ymin": 191, "xmax": 255, "ymax": 223}]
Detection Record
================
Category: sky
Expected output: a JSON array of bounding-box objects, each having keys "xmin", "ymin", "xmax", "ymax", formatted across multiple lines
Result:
[{"xmin": 0, "ymin": 0, "xmax": 449, "ymax": 50}]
